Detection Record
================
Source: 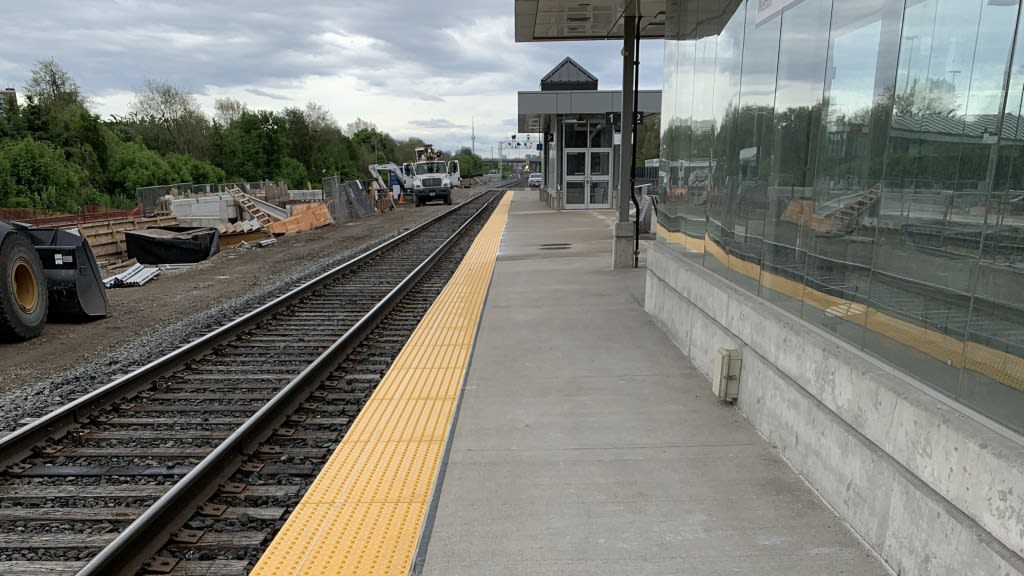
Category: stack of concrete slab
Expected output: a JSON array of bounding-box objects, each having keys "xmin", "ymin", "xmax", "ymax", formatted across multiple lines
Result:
[
  {"xmin": 288, "ymin": 190, "xmax": 323, "ymax": 202},
  {"xmin": 171, "ymin": 195, "xmax": 239, "ymax": 228}
]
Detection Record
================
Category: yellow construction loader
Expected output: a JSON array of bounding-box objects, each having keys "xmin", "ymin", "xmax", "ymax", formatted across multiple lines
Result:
[{"xmin": 0, "ymin": 221, "xmax": 109, "ymax": 341}]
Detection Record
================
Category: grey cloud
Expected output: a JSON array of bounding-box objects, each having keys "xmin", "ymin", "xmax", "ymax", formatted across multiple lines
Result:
[
  {"xmin": 246, "ymin": 88, "xmax": 292, "ymax": 101},
  {"xmin": 410, "ymin": 118, "xmax": 466, "ymax": 129},
  {"xmin": 0, "ymin": 0, "xmax": 663, "ymax": 125}
]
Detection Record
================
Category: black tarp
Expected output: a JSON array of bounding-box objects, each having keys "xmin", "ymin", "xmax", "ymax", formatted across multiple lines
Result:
[{"xmin": 125, "ymin": 227, "xmax": 220, "ymax": 264}]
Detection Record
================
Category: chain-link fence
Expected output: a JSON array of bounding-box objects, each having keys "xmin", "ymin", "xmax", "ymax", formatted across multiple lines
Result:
[
  {"xmin": 137, "ymin": 183, "xmax": 192, "ymax": 216},
  {"xmin": 323, "ymin": 176, "xmax": 374, "ymax": 222}
]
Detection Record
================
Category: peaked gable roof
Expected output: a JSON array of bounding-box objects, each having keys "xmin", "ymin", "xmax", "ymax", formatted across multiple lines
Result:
[{"xmin": 540, "ymin": 57, "xmax": 598, "ymax": 91}]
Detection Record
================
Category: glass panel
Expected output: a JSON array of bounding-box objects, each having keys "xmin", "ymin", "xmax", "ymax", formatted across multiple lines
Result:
[
  {"xmin": 565, "ymin": 181, "xmax": 586, "ymax": 206},
  {"xmin": 590, "ymin": 151, "xmax": 611, "ymax": 176},
  {"xmin": 798, "ymin": 0, "xmax": 902, "ymax": 346},
  {"xmin": 761, "ymin": 0, "xmax": 832, "ymax": 317},
  {"xmin": 960, "ymin": 0, "xmax": 1024, "ymax": 433},
  {"xmin": 566, "ymin": 151, "xmax": 586, "ymax": 176},
  {"xmin": 657, "ymin": 0, "xmax": 1024, "ymax": 434},
  {"xmin": 564, "ymin": 120, "xmax": 589, "ymax": 148},
  {"xmin": 659, "ymin": 32, "xmax": 705, "ymax": 261},
  {"xmin": 872, "ymin": 0, "xmax": 986, "ymax": 400},
  {"xmin": 590, "ymin": 181, "xmax": 610, "ymax": 206},
  {"xmin": 689, "ymin": 33, "xmax": 717, "ymax": 264},
  {"xmin": 590, "ymin": 122, "xmax": 614, "ymax": 148},
  {"xmin": 733, "ymin": 0, "xmax": 781, "ymax": 297},
  {"xmin": 703, "ymin": 3, "xmax": 750, "ymax": 289}
]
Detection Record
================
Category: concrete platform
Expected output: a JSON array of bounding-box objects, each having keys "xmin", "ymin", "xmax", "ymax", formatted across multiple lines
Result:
[{"xmin": 419, "ymin": 191, "xmax": 888, "ymax": 575}]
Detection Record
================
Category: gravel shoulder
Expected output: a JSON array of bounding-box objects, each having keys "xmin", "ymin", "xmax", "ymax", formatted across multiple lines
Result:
[{"xmin": 0, "ymin": 185, "xmax": 493, "ymax": 429}]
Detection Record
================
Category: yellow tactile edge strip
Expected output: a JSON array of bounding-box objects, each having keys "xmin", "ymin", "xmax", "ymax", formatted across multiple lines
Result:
[
  {"xmin": 251, "ymin": 191, "xmax": 512, "ymax": 576},
  {"xmin": 658, "ymin": 223, "xmax": 1024, "ymax": 391}
]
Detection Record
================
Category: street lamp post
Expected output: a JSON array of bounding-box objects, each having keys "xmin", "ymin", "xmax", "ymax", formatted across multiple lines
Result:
[{"xmin": 903, "ymin": 35, "xmax": 919, "ymax": 95}]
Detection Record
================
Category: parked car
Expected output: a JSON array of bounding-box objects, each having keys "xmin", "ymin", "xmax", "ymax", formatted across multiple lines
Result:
[{"xmin": 528, "ymin": 173, "xmax": 543, "ymax": 187}]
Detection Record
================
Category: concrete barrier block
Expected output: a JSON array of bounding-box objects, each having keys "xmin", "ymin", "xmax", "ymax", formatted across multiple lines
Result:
[{"xmin": 645, "ymin": 242, "xmax": 1024, "ymax": 575}]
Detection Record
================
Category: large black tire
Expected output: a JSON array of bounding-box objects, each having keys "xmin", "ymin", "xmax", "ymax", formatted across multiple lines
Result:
[
  {"xmin": 0, "ymin": 232, "xmax": 48, "ymax": 341},
  {"xmin": 444, "ymin": 193, "xmax": 452, "ymax": 205}
]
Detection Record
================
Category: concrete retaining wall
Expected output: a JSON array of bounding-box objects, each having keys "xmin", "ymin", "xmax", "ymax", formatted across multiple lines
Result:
[{"xmin": 645, "ymin": 242, "xmax": 1024, "ymax": 576}]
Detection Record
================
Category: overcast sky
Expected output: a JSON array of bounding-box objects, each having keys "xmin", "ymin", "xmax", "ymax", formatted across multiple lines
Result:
[{"xmin": 0, "ymin": 0, "xmax": 664, "ymax": 157}]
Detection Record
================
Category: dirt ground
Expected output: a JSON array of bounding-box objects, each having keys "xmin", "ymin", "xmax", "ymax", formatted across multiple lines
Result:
[{"xmin": 0, "ymin": 185, "xmax": 491, "ymax": 393}]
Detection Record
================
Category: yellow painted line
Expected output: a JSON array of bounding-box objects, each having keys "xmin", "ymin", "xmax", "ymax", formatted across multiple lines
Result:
[
  {"xmin": 251, "ymin": 192, "xmax": 513, "ymax": 576},
  {"xmin": 655, "ymin": 222, "xmax": 1024, "ymax": 391},
  {"xmin": 657, "ymin": 227, "xmax": 705, "ymax": 253},
  {"xmin": 703, "ymin": 232, "xmax": 762, "ymax": 280}
]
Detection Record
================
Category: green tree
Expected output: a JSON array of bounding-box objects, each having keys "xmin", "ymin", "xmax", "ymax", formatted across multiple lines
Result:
[
  {"xmin": 636, "ymin": 114, "xmax": 661, "ymax": 167},
  {"xmin": 316, "ymin": 128, "xmax": 359, "ymax": 181},
  {"xmin": 232, "ymin": 110, "xmax": 288, "ymax": 181},
  {"xmin": 0, "ymin": 136, "xmax": 91, "ymax": 211},
  {"xmin": 165, "ymin": 153, "xmax": 226, "ymax": 184},
  {"xmin": 24, "ymin": 59, "xmax": 87, "ymax": 113},
  {"xmin": 452, "ymin": 147, "xmax": 484, "ymax": 176},
  {"xmin": 278, "ymin": 157, "xmax": 310, "ymax": 189},
  {"xmin": 351, "ymin": 126, "xmax": 395, "ymax": 166},
  {"xmin": 394, "ymin": 137, "xmax": 427, "ymax": 165},
  {"xmin": 213, "ymin": 97, "xmax": 247, "ymax": 127},
  {"xmin": 128, "ymin": 80, "xmax": 210, "ymax": 155},
  {"xmin": 105, "ymin": 140, "xmax": 177, "ymax": 199}
]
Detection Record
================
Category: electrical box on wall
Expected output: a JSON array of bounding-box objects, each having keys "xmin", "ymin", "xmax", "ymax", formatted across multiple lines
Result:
[{"xmin": 712, "ymin": 348, "xmax": 742, "ymax": 402}]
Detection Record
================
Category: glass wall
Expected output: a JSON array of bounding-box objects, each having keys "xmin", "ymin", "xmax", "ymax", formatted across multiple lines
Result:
[{"xmin": 659, "ymin": 0, "xmax": 1024, "ymax": 435}]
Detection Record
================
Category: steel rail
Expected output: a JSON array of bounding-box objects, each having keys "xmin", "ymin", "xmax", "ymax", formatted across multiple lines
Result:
[
  {"xmin": 0, "ymin": 189, "xmax": 496, "ymax": 470},
  {"xmin": 75, "ymin": 191, "xmax": 503, "ymax": 576}
]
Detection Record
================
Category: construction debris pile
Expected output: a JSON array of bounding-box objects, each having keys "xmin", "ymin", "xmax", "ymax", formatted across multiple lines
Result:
[
  {"xmin": 132, "ymin": 177, "xmax": 386, "ymax": 257},
  {"xmin": 13, "ymin": 176, "xmax": 415, "ymax": 295}
]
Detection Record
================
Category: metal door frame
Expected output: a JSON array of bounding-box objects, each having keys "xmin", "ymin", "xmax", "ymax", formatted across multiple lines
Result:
[{"xmin": 563, "ymin": 147, "xmax": 613, "ymax": 209}]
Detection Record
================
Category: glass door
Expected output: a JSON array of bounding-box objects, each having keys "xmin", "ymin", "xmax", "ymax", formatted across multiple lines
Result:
[
  {"xmin": 563, "ymin": 148, "xmax": 613, "ymax": 209},
  {"xmin": 564, "ymin": 149, "xmax": 588, "ymax": 208},
  {"xmin": 588, "ymin": 149, "xmax": 612, "ymax": 208}
]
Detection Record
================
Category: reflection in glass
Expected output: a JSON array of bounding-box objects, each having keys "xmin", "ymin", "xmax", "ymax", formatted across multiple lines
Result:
[
  {"xmin": 723, "ymin": 0, "xmax": 781, "ymax": 294},
  {"xmin": 659, "ymin": 19, "xmax": 708, "ymax": 261},
  {"xmin": 793, "ymin": 0, "xmax": 901, "ymax": 348},
  {"xmin": 591, "ymin": 151, "xmax": 611, "ymax": 176},
  {"xmin": 565, "ymin": 181, "xmax": 586, "ymax": 206},
  {"xmin": 876, "ymin": 0, "xmax": 983, "ymax": 399},
  {"xmin": 564, "ymin": 120, "xmax": 589, "ymax": 148},
  {"xmin": 761, "ymin": 0, "xmax": 833, "ymax": 316},
  {"xmin": 960, "ymin": 0, "xmax": 1024, "ymax": 429},
  {"xmin": 566, "ymin": 152, "xmax": 586, "ymax": 176},
  {"xmin": 703, "ymin": 2, "xmax": 746, "ymax": 286},
  {"xmin": 590, "ymin": 122, "xmax": 613, "ymax": 148},
  {"xmin": 657, "ymin": 0, "xmax": 1024, "ymax": 433},
  {"xmin": 590, "ymin": 181, "xmax": 610, "ymax": 206}
]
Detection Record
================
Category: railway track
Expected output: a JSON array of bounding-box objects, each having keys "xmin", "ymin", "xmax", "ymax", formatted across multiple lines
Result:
[{"xmin": 0, "ymin": 187, "xmax": 507, "ymax": 576}]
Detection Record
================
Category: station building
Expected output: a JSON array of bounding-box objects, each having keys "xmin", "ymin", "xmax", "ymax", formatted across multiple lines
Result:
[
  {"xmin": 517, "ymin": 0, "xmax": 1024, "ymax": 573},
  {"xmin": 518, "ymin": 57, "xmax": 661, "ymax": 210}
]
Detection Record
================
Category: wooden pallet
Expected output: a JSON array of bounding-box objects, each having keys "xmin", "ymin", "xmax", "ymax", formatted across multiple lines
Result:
[
  {"xmin": 78, "ymin": 216, "xmax": 179, "ymax": 262},
  {"xmin": 267, "ymin": 203, "xmax": 334, "ymax": 235}
]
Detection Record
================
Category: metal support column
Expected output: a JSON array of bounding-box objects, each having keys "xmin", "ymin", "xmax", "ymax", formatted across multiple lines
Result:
[{"xmin": 613, "ymin": 2, "xmax": 637, "ymax": 269}]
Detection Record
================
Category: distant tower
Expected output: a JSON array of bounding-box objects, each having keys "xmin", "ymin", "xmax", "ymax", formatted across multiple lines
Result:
[{"xmin": 471, "ymin": 117, "xmax": 476, "ymax": 156}]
